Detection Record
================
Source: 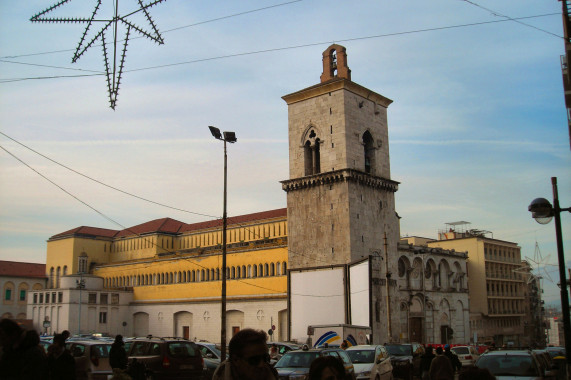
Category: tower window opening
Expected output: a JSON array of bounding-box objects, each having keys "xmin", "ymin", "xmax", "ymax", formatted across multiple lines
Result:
[{"xmin": 363, "ymin": 131, "xmax": 375, "ymax": 174}]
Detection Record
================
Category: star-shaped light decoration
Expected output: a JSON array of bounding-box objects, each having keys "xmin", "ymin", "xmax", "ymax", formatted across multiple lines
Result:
[{"xmin": 31, "ymin": 0, "xmax": 166, "ymax": 109}]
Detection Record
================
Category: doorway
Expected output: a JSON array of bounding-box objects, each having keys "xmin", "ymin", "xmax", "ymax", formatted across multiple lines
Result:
[{"xmin": 409, "ymin": 317, "xmax": 423, "ymax": 343}]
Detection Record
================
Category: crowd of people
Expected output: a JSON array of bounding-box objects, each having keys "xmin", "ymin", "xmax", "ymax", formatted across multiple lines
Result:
[
  {"xmin": 1, "ymin": 316, "xmax": 497, "ymax": 380},
  {"xmin": 0, "ymin": 318, "xmax": 75, "ymax": 379}
]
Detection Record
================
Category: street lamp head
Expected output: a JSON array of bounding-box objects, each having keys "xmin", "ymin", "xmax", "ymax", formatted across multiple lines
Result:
[
  {"xmin": 209, "ymin": 126, "xmax": 222, "ymax": 140},
  {"xmin": 528, "ymin": 197, "xmax": 554, "ymax": 225},
  {"xmin": 223, "ymin": 131, "xmax": 237, "ymax": 143}
]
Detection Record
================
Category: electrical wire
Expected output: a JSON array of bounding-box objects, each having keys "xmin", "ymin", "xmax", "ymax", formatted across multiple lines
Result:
[
  {"xmin": 0, "ymin": 13, "xmax": 559, "ymax": 83},
  {"xmin": 0, "ymin": 131, "xmax": 218, "ymax": 219},
  {"xmin": 0, "ymin": 0, "xmax": 304, "ymax": 60},
  {"xmin": 459, "ymin": 0, "xmax": 563, "ymax": 40}
]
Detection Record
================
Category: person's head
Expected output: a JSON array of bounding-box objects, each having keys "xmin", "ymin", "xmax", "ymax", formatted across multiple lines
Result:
[
  {"xmin": 22, "ymin": 329, "xmax": 40, "ymax": 348},
  {"xmin": 435, "ymin": 346, "xmax": 443, "ymax": 355},
  {"xmin": 444, "ymin": 344, "xmax": 450, "ymax": 352},
  {"xmin": 61, "ymin": 330, "xmax": 70, "ymax": 340},
  {"xmin": 228, "ymin": 329, "xmax": 273, "ymax": 380},
  {"xmin": 53, "ymin": 334, "xmax": 66, "ymax": 347},
  {"xmin": 114, "ymin": 335, "xmax": 124, "ymax": 345},
  {"xmin": 308, "ymin": 356, "xmax": 346, "ymax": 380},
  {"xmin": 0, "ymin": 318, "xmax": 23, "ymax": 348},
  {"xmin": 459, "ymin": 367, "xmax": 496, "ymax": 380},
  {"xmin": 425, "ymin": 345, "xmax": 433, "ymax": 354}
]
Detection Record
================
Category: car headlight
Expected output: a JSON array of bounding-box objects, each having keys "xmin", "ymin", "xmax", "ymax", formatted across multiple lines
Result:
[{"xmin": 361, "ymin": 371, "xmax": 371, "ymax": 376}]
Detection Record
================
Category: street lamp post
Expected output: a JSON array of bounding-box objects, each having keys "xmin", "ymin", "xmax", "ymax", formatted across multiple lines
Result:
[
  {"xmin": 209, "ymin": 126, "xmax": 237, "ymax": 361},
  {"xmin": 529, "ymin": 177, "xmax": 571, "ymax": 372},
  {"xmin": 77, "ymin": 252, "xmax": 88, "ymax": 336}
]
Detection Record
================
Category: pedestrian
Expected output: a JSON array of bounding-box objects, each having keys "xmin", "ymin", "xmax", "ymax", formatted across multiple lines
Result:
[
  {"xmin": 444, "ymin": 344, "xmax": 462, "ymax": 373},
  {"xmin": 269, "ymin": 344, "xmax": 278, "ymax": 360},
  {"xmin": 110, "ymin": 334, "xmax": 130, "ymax": 380},
  {"xmin": 110, "ymin": 335, "xmax": 128, "ymax": 370},
  {"xmin": 429, "ymin": 346, "xmax": 454, "ymax": 380},
  {"xmin": 0, "ymin": 319, "xmax": 48, "ymax": 380},
  {"xmin": 47, "ymin": 334, "xmax": 75, "ymax": 380},
  {"xmin": 212, "ymin": 328, "xmax": 278, "ymax": 380},
  {"xmin": 340, "ymin": 340, "xmax": 348, "ymax": 350},
  {"xmin": 308, "ymin": 355, "xmax": 346, "ymax": 380},
  {"xmin": 420, "ymin": 345, "xmax": 435, "ymax": 380}
]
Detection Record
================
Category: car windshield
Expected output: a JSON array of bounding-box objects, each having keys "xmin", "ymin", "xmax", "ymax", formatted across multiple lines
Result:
[
  {"xmin": 477, "ymin": 355, "xmax": 539, "ymax": 377},
  {"xmin": 346, "ymin": 350, "xmax": 375, "ymax": 364},
  {"xmin": 452, "ymin": 347, "xmax": 469, "ymax": 355},
  {"xmin": 385, "ymin": 345, "xmax": 411, "ymax": 356},
  {"xmin": 275, "ymin": 352, "xmax": 320, "ymax": 368},
  {"xmin": 168, "ymin": 342, "xmax": 198, "ymax": 358},
  {"xmin": 91, "ymin": 345, "xmax": 111, "ymax": 358}
]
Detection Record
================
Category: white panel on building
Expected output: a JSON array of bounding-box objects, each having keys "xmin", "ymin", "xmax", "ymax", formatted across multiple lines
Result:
[
  {"xmin": 349, "ymin": 259, "xmax": 370, "ymax": 327},
  {"xmin": 290, "ymin": 266, "xmax": 345, "ymax": 343}
]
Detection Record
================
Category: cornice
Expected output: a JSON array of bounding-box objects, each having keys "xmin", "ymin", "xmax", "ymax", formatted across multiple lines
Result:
[
  {"xmin": 280, "ymin": 169, "xmax": 399, "ymax": 193},
  {"xmin": 282, "ymin": 78, "xmax": 392, "ymax": 108}
]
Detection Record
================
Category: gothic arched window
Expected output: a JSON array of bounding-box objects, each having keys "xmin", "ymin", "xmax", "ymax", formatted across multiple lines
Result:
[{"xmin": 304, "ymin": 129, "xmax": 321, "ymax": 176}]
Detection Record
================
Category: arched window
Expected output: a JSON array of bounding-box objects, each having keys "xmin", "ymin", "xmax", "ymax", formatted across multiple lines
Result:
[
  {"xmin": 282, "ymin": 262, "xmax": 287, "ymax": 275},
  {"xmin": 231, "ymin": 267, "xmax": 236, "ymax": 279},
  {"xmin": 270, "ymin": 263, "xmax": 275, "ymax": 276},
  {"xmin": 363, "ymin": 131, "xmax": 375, "ymax": 174},
  {"xmin": 253, "ymin": 266, "xmax": 257, "ymax": 278},
  {"xmin": 63, "ymin": 266, "xmax": 67, "ymax": 276},
  {"xmin": 264, "ymin": 263, "xmax": 269, "ymax": 277},
  {"xmin": 304, "ymin": 129, "xmax": 321, "ymax": 176},
  {"xmin": 248, "ymin": 265, "xmax": 252, "ymax": 278},
  {"xmin": 56, "ymin": 267, "xmax": 61, "ymax": 288},
  {"xmin": 49, "ymin": 267, "xmax": 55, "ymax": 288},
  {"xmin": 259, "ymin": 264, "xmax": 264, "ymax": 277}
]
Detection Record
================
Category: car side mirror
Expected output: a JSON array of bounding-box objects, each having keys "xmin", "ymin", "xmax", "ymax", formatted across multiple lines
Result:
[{"xmin": 205, "ymin": 353, "xmax": 213, "ymax": 358}]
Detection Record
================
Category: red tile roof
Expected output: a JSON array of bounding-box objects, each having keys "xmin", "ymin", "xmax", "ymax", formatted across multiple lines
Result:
[
  {"xmin": 115, "ymin": 217, "xmax": 186, "ymax": 238},
  {"xmin": 50, "ymin": 208, "xmax": 288, "ymax": 239},
  {"xmin": 180, "ymin": 208, "xmax": 287, "ymax": 233},
  {"xmin": 50, "ymin": 226, "xmax": 119, "ymax": 240},
  {"xmin": 0, "ymin": 261, "xmax": 46, "ymax": 278}
]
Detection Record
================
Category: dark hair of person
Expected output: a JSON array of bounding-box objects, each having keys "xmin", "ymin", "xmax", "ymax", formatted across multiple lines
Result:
[
  {"xmin": 435, "ymin": 346, "xmax": 443, "ymax": 355},
  {"xmin": 53, "ymin": 334, "xmax": 66, "ymax": 346},
  {"xmin": 22, "ymin": 329, "xmax": 40, "ymax": 347},
  {"xmin": 459, "ymin": 367, "xmax": 496, "ymax": 380},
  {"xmin": 228, "ymin": 328, "xmax": 267, "ymax": 360},
  {"xmin": 0, "ymin": 318, "xmax": 23, "ymax": 341},
  {"xmin": 308, "ymin": 355, "xmax": 345, "ymax": 380},
  {"xmin": 425, "ymin": 346, "xmax": 433, "ymax": 354}
]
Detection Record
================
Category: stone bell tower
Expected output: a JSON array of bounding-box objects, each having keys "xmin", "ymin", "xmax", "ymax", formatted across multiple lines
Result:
[{"xmin": 281, "ymin": 44, "xmax": 400, "ymax": 271}]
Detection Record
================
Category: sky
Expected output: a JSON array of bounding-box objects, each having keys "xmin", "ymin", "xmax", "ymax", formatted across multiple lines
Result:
[{"xmin": 0, "ymin": 1, "xmax": 570, "ymax": 307}]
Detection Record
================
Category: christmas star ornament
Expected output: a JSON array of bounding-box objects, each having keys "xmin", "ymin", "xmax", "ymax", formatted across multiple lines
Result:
[{"xmin": 31, "ymin": 0, "xmax": 166, "ymax": 109}]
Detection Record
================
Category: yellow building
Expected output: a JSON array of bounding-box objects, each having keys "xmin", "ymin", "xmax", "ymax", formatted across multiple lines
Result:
[
  {"xmin": 34, "ymin": 208, "xmax": 289, "ymax": 341},
  {"xmin": 427, "ymin": 223, "xmax": 526, "ymax": 346}
]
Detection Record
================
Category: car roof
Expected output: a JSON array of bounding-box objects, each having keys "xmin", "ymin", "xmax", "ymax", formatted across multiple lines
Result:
[
  {"xmin": 346, "ymin": 345, "xmax": 381, "ymax": 350},
  {"xmin": 481, "ymin": 350, "xmax": 533, "ymax": 356},
  {"xmin": 68, "ymin": 340, "xmax": 112, "ymax": 345}
]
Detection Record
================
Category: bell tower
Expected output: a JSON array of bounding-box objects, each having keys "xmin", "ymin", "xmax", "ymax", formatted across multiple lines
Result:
[{"xmin": 281, "ymin": 44, "xmax": 400, "ymax": 269}]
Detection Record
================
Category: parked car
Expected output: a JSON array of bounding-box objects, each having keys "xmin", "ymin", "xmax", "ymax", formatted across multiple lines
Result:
[
  {"xmin": 450, "ymin": 345, "xmax": 480, "ymax": 367},
  {"xmin": 274, "ymin": 344, "xmax": 356, "ymax": 380},
  {"xmin": 346, "ymin": 345, "xmax": 393, "ymax": 380},
  {"xmin": 66, "ymin": 340, "xmax": 113, "ymax": 380},
  {"xmin": 532, "ymin": 350, "xmax": 558, "ymax": 380},
  {"xmin": 269, "ymin": 341, "xmax": 301, "ymax": 364},
  {"xmin": 195, "ymin": 342, "xmax": 226, "ymax": 361},
  {"xmin": 126, "ymin": 336, "xmax": 204, "ymax": 379},
  {"xmin": 384, "ymin": 343, "xmax": 423, "ymax": 380},
  {"xmin": 476, "ymin": 349, "xmax": 557, "ymax": 379},
  {"xmin": 545, "ymin": 347, "xmax": 565, "ymax": 360}
]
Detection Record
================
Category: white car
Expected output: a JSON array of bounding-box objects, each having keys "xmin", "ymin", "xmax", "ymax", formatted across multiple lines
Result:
[
  {"xmin": 346, "ymin": 345, "xmax": 393, "ymax": 380},
  {"xmin": 450, "ymin": 345, "xmax": 480, "ymax": 367}
]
